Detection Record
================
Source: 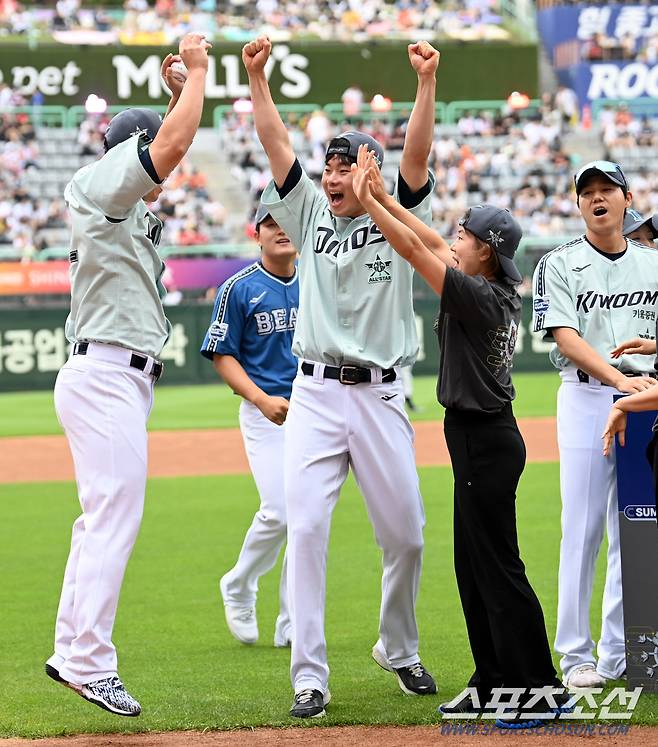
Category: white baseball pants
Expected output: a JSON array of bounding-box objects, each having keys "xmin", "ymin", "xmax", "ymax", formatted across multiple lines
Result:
[
  {"xmin": 220, "ymin": 400, "xmax": 290, "ymax": 640},
  {"xmin": 49, "ymin": 344, "xmax": 155, "ymax": 685},
  {"xmin": 554, "ymin": 372, "xmax": 625, "ymax": 682},
  {"xmin": 285, "ymin": 364, "xmax": 425, "ymax": 693}
]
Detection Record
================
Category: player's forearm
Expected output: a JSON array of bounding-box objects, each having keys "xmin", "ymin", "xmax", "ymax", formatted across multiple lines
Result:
[
  {"xmin": 554, "ymin": 328, "xmax": 630, "ymax": 387},
  {"xmin": 155, "ymin": 69, "xmax": 206, "ymax": 159},
  {"xmin": 164, "ymin": 92, "xmax": 179, "ymax": 119},
  {"xmin": 248, "ymin": 71, "xmax": 295, "ymax": 185},
  {"xmin": 384, "ymin": 196, "xmax": 451, "ymax": 262},
  {"xmin": 400, "ymin": 75, "xmax": 436, "ymax": 189},
  {"xmin": 213, "ymin": 354, "xmax": 266, "ymax": 404},
  {"xmin": 613, "ymin": 388, "xmax": 658, "ymax": 413},
  {"xmin": 364, "ymin": 196, "xmax": 447, "ymax": 294}
]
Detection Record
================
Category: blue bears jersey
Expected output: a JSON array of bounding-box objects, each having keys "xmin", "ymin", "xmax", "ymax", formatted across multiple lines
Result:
[{"xmin": 200, "ymin": 261, "xmax": 298, "ymax": 398}]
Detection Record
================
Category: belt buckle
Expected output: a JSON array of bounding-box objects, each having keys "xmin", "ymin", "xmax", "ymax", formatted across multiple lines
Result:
[{"xmin": 339, "ymin": 365, "xmax": 361, "ymax": 385}]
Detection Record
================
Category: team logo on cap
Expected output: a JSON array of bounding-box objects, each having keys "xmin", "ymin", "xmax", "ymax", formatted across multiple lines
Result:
[
  {"xmin": 488, "ymin": 229, "xmax": 503, "ymax": 247},
  {"xmin": 365, "ymin": 254, "xmax": 392, "ymax": 283}
]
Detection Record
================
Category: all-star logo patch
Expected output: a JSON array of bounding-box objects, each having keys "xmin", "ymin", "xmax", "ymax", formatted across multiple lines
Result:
[
  {"xmin": 366, "ymin": 254, "xmax": 392, "ymax": 283},
  {"xmin": 488, "ymin": 229, "xmax": 503, "ymax": 247},
  {"xmin": 208, "ymin": 321, "xmax": 228, "ymax": 342}
]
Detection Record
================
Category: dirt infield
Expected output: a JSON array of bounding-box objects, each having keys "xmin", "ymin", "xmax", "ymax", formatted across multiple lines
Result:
[
  {"xmin": 0, "ymin": 724, "xmax": 651, "ymax": 746},
  {"xmin": 0, "ymin": 417, "xmax": 557, "ymax": 484}
]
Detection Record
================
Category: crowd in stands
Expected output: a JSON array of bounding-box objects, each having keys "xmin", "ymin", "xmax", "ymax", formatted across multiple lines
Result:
[
  {"xmin": 0, "ymin": 0, "xmax": 509, "ymax": 44},
  {"xmin": 221, "ymin": 90, "xmax": 589, "ymax": 246},
  {"xmin": 0, "ymin": 106, "xmax": 228, "ymax": 262}
]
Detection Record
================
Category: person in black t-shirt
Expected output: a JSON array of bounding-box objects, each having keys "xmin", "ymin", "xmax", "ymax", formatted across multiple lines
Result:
[{"xmin": 352, "ymin": 145, "xmax": 569, "ymax": 728}]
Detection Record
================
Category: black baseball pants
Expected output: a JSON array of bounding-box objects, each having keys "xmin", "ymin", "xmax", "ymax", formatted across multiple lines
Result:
[{"xmin": 443, "ymin": 403, "xmax": 560, "ymax": 701}]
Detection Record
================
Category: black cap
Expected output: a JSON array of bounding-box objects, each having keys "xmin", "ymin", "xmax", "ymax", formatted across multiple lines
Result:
[
  {"xmin": 103, "ymin": 108, "xmax": 162, "ymax": 152},
  {"xmin": 254, "ymin": 202, "xmax": 271, "ymax": 230},
  {"xmin": 623, "ymin": 208, "xmax": 658, "ymax": 238},
  {"xmin": 459, "ymin": 204, "xmax": 523, "ymax": 283},
  {"xmin": 325, "ymin": 131, "xmax": 384, "ymax": 167},
  {"xmin": 574, "ymin": 160, "xmax": 628, "ymax": 196}
]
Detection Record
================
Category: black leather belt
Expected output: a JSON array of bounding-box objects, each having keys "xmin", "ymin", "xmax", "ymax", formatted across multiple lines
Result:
[
  {"xmin": 73, "ymin": 341, "xmax": 164, "ymax": 381},
  {"xmin": 577, "ymin": 368, "xmax": 658, "ymax": 383},
  {"xmin": 301, "ymin": 361, "xmax": 396, "ymax": 385}
]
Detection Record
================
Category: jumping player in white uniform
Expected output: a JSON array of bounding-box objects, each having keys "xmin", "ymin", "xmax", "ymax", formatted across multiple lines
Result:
[
  {"xmin": 243, "ymin": 35, "xmax": 440, "ymax": 718},
  {"xmin": 532, "ymin": 160, "xmax": 658, "ymax": 689},
  {"xmin": 200, "ymin": 203, "xmax": 298, "ymax": 648},
  {"xmin": 45, "ymin": 34, "xmax": 210, "ymax": 717}
]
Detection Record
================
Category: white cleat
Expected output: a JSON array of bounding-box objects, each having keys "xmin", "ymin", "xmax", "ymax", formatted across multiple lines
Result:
[
  {"xmin": 564, "ymin": 664, "xmax": 606, "ymax": 689},
  {"xmin": 219, "ymin": 576, "xmax": 258, "ymax": 644}
]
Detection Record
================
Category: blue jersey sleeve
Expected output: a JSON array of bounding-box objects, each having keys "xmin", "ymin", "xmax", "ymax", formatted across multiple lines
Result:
[{"xmin": 200, "ymin": 279, "xmax": 246, "ymax": 360}]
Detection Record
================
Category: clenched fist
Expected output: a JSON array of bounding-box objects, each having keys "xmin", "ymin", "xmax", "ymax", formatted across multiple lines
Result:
[
  {"xmin": 242, "ymin": 36, "xmax": 272, "ymax": 75},
  {"xmin": 408, "ymin": 41, "xmax": 440, "ymax": 77}
]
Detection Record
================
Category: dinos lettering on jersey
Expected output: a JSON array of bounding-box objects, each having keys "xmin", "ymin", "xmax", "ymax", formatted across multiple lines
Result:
[
  {"xmin": 314, "ymin": 223, "xmax": 386, "ymax": 257},
  {"xmin": 575, "ymin": 290, "xmax": 658, "ymax": 313},
  {"xmin": 254, "ymin": 307, "xmax": 298, "ymax": 336}
]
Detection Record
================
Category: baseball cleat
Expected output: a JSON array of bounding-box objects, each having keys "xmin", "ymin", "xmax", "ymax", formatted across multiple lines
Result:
[
  {"xmin": 495, "ymin": 689, "xmax": 573, "ymax": 730},
  {"xmin": 563, "ymin": 664, "xmax": 606, "ymax": 689},
  {"xmin": 439, "ymin": 690, "xmax": 491, "ymax": 716},
  {"xmin": 371, "ymin": 639, "xmax": 437, "ymax": 695},
  {"xmin": 45, "ymin": 664, "xmax": 141, "ymax": 717},
  {"xmin": 219, "ymin": 575, "xmax": 258, "ymax": 644},
  {"xmin": 289, "ymin": 688, "xmax": 331, "ymax": 718}
]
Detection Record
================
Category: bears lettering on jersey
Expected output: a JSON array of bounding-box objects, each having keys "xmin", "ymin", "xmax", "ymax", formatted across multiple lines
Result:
[
  {"xmin": 313, "ymin": 223, "xmax": 386, "ymax": 257},
  {"xmin": 254, "ymin": 307, "xmax": 297, "ymax": 336},
  {"xmin": 575, "ymin": 289, "xmax": 658, "ymax": 313}
]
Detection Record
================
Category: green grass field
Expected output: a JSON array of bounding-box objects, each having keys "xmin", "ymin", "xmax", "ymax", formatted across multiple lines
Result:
[
  {"xmin": 1, "ymin": 374, "xmax": 656, "ymax": 738},
  {"xmin": 0, "ymin": 373, "xmax": 560, "ymax": 438}
]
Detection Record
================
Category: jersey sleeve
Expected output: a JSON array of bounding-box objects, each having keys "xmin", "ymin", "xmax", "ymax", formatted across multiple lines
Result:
[
  {"xmin": 394, "ymin": 170, "xmax": 435, "ymax": 226},
  {"xmin": 75, "ymin": 135, "xmax": 160, "ymax": 219},
  {"xmin": 532, "ymin": 251, "xmax": 580, "ymax": 339},
  {"xmin": 200, "ymin": 279, "xmax": 245, "ymax": 361},
  {"xmin": 441, "ymin": 267, "xmax": 507, "ymax": 324},
  {"xmin": 260, "ymin": 161, "xmax": 326, "ymax": 254}
]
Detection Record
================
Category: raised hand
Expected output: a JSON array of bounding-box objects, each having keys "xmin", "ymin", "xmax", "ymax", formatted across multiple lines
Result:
[
  {"xmin": 611, "ymin": 337, "xmax": 657, "ymax": 359},
  {"xmin": 179, "ymin": 32, "xmax": 211, "ymax": 72},
  {"xmin": 408, "ymin": 41, "xmax": 440, "ymax": 77},
  {"xmin": 161, "ymin": 53, "xmax": 184, "ymax": 97},
  {"xmin": 351, "ymin": 144, "xmax": 375, "ymax": 205},
  {"xmin": 242, "ymin": 36, "xmax": 272, "ymax": 75},
  {"xmin": 366, "ymin": 157, "xmax": 389, "ymax": 204}
]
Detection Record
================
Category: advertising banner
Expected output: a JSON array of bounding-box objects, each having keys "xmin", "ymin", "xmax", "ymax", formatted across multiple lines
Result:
[{"xmin": 615, "ymin": 406, "xmax": 658, "ymax": 691}]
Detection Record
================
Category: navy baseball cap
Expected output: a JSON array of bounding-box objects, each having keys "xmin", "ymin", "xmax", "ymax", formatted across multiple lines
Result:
[
  {"xmin": 103, "ymin": 108, "xmax": 162, "ymax": 152},
  {"xmin": 623, "ymin": 208, "xmax": 658, "ymax": 238},
  {"xmin": 459, "ymin": 205, "xmax": 523, "ymax": 283},
  {"xmin": 325, "ymin": 131, "xmax": 384, "ymax": 167},
  {"xmin": 574, "ymin": 160, "xmax": 628, "ymax": 196},
  {"xmin": 254, "ymin": 202, "xmax": 271, "ymax": 230}
]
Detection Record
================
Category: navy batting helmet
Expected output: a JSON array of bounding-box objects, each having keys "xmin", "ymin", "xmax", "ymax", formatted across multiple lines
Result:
[
  {"xmin": 325, "ymin": 131, "xmax": 384, "ymax": 168},
  {"xmin": 103, "ymin": 108, "xmax": 163, "ymax": 152}
]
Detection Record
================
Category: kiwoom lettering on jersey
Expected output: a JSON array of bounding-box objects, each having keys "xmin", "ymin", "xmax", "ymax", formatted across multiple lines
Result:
[
  {"xmin": 575, "ymin": 290, "xmax": 658, "ymax": 313},
  {"xmin": 313, "ymin": 223, "xmax": 386, "ymax": 257},
  {"xmin": 254, "ymin": 307, "xmax": 297, "ymax": 335}
]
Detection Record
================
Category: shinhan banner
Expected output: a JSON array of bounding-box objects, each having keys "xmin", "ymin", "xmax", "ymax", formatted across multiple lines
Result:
[
  {"xmin": 0, "ymin": 257, "xmax": 253, "ymax": 296},
  {"xmin": 537, "ymin": 4, "xmax": 658, "ymax": 109}
]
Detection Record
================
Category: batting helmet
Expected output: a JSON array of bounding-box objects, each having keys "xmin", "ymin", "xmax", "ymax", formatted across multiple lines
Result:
[
  {"xmin": 103, "ymin": 108, "xmax": 163, "ymax": 152},
  {"xmin": 325, "ymin": 131, "xmax": 384, "ymax": 168}
]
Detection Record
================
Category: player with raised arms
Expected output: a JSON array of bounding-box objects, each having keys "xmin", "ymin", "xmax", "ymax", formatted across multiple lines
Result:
[
  {"xmin": 45, "ymin": 33, "xmax": 210, "ymax": 717},
  {"xmin": 242, "ymin": 35, "xmax": 439, "ymax": 718}
]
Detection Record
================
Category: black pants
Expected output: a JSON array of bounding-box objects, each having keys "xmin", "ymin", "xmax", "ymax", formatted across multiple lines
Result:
[
  {"xmin": 443, "ymin": 403, "xmax": 560, "ymax": 699},
  {"xmin": 646, "ymin": 431, "xmax": 658, "ymax": 522}
]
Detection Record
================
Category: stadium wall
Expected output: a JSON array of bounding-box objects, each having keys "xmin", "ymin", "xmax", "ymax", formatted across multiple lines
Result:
[
  {"xmin": 0, "ymin": 299, "xmax": 552, "ymax": 392},
  {"xmin": 2, "ymin": 42, "xmax": 538, "ymax": 125}
]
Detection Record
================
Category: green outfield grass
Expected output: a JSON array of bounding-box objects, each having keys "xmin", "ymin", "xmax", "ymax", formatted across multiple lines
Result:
[
  {"xmin": 1, "ymin": 464, "xmax": 657, "ymax": 738},
  {"xmin": 0, "ymin": 373, "xmax": 560, "ymax": 438}
]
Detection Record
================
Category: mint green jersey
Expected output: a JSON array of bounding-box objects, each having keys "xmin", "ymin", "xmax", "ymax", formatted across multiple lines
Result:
[
  {"xmin": 260, "ymin": 167, "xmax": 435, "ymax": 369},
  {"xmin": 64, "ymin": 135, "xmax": 169, "ymax": 358}
]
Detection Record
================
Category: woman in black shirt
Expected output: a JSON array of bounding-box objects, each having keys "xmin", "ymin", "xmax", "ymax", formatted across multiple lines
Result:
[{"xmin": 352, "ymin": 146, "xmax": 568, "ymax": 728}]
